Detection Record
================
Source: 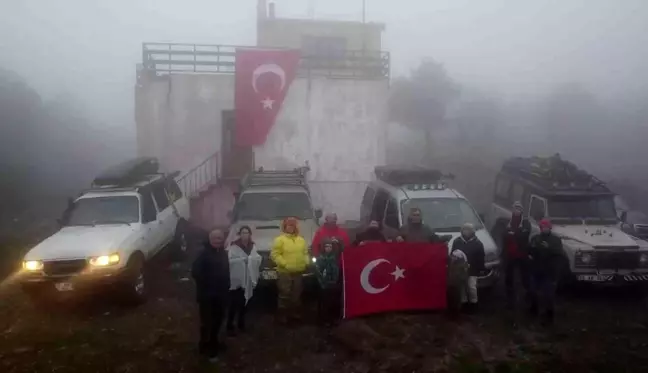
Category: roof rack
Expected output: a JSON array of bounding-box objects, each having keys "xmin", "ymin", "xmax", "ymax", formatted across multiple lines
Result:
[
  {"xmin": 241, "ymin": 166, "xmax": 309, "ymax": 190},
  {"xmin": 92, "ymin": 157, "xmax": 161, "ymax": 188},
  {"xmin": 374, "ymin": 165, "xmax": 455, "ymax": 188},
  {"xmin": 502, "ymin": 154, "xmax": 610, "ymax": 193}
]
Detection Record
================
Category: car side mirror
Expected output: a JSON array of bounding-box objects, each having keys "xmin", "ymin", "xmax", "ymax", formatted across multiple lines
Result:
[
  {"xmin": 315, "ymin": 209, "xmax": 323, "ymax": 219},
  {"xmin": 620, "ymin": 211, "xmax": 628, "ymax": 223}
]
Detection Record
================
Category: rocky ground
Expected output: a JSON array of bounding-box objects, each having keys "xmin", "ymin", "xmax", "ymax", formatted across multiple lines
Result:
[{"xmin": 2, "ymin": 238, "xmax": 648, "ymax": 373}]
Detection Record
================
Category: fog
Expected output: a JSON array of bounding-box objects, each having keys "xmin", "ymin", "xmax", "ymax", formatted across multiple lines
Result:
[{"xmin": 2, "ymin": 0, "xmax": 648, "ymax": 226}]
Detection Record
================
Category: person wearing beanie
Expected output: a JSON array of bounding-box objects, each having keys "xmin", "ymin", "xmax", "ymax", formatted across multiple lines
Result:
[
  {"xmin": 528, "ymin": 218, "xmax": 563, "ymax": 326},
  {"xmin": 450, "ymin": 223, "xmax": 486, "ymax": 313}
]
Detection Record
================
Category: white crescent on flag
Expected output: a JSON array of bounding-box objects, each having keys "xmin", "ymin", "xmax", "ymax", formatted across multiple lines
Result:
[
  {"xmin": 252, "ymin": 63, "xmax": 286, "ymax": 93},
  {"xmin": 360, "ymin": 259, "xmax": 390, "ymax": 294}
]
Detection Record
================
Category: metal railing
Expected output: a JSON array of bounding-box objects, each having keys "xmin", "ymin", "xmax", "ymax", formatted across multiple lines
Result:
[
  {"xmin": 141, "ymin": 43, "xmax": 390, "ymax": 79},
  {"xmin": 176, "ymin": 152, "xmax": 220, "ymax": 199}
]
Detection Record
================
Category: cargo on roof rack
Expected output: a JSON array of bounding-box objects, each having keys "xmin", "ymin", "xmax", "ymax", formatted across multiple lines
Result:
[
  {"xmin": 240, "ymin": 166, "xmax": 309, "ymax": 190},
  {"xmin": 92, "ymin": 157, "xmax": 160, "ymax": 187},
  {"xmin": 374, "ymin": 165, "xmax": 455, "ymax": 187},
  {"xmin": 501, "ymin": 154, "xmax": 611, "ymax": 194}
]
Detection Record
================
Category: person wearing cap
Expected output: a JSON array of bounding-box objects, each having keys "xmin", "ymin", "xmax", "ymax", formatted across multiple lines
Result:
[
  {"xmin": 450, "ymin": 223, "xmax": 486, "ymax": 313},
  {"xmin": 528, "ymin": 219, "xmax": 563, "ymax": 326},
  {"xmin": 502, "ymin": 201, "xmax": 533, "ymax": 309},
  {"xmin": 270, "ymin": 217, "xmax": 309, "ymax": 323}
]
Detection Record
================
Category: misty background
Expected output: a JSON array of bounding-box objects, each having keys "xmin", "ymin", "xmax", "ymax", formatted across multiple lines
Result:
[{"xmin": 2, "ymin": 0, "xmax": 648, "ymax": 233}]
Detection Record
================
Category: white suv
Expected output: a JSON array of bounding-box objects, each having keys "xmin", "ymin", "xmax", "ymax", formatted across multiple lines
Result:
[{"xmin": 19, "ymin": 158, "xmax": 190, "ymax": 304}]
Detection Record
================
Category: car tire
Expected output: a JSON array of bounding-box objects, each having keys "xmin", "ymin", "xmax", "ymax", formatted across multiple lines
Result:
[
  {"xmin": 120, "ymin": 254, "xmax": 147, "ymax": 305},
  {"xmin": 172, "ymin": 220, "xmax": 190, "ymax": 261}
]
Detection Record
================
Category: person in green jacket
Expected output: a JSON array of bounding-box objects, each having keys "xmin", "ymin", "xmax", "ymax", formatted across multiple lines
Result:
[
  {"xmin": 315, "ymin": 238, "xmax": 342, "ymax": 326},
  {"xmin": 270, "ymin": 217, "xmax": 309, "ymax": 323}
]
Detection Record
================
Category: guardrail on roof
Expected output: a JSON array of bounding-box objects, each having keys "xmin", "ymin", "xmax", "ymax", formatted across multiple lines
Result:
[{"xmin": 141, "ymin": 43, "xmax": 390, "ymax": 79}]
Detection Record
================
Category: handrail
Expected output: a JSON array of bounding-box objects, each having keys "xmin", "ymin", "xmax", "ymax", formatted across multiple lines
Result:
[{"xmin": 176, "ymin": 152, "xmax": 219, "ymax": 198}]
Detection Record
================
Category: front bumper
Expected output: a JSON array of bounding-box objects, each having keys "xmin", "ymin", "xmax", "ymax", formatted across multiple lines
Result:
[
  {"xmin": 19, "ymin": 266, "xmax": 129, "ymax": 293},
  {"xmin": 574, "ymin": 271, "xmax": 648, "ymax": 284}
]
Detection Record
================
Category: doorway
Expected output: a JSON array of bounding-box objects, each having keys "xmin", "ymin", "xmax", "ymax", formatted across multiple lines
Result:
[{"xmin": 221, "ymin": 110, "xmax": 254, "ymax": 181}]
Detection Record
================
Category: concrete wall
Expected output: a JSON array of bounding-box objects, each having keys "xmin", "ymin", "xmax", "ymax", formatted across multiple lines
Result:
[
  {"xmin": 136, "ymin": 72, "xmax": 234, "ymax": 174},
  {"xmin": 136, "ymin": 72, "xmax": 389, "ymax": 221},
  {"xmin": 257, "ymin": 18, "xmax": 384, "ymax": 51}
]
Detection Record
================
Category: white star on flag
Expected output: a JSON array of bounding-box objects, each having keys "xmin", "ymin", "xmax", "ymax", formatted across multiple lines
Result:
[
  {"xmin": 261, "ymin": 97, "xmax": 274, "ymax": 109},
  {"xmin": 391, "ymin": 266, "xmax": 405, "ymax": 281}
]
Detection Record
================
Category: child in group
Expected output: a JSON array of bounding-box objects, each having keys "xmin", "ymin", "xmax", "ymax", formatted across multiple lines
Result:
[
  {"xmin": 315, "ymin": 238, "xmax": 342, "ymax": 326},
  {"xmin": 447, "ymin": 249, "xmax": 470, "ymax": 320}
]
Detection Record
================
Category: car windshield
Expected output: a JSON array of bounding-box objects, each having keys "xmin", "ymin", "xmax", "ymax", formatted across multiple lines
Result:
[
  {"xmin": 235, "ymin": 192, "xmax": 313, "ymax": 221},
  {"xmin": 401, "ymin": 198, "xmax": 484, "ymax": 232},
  {"xmin": 65, "ymin": 196, "xmax": 140, "ymax": 226},
  {"xmin": 548, "ymin": 197, "xmax": 617, "ymax": 224}
]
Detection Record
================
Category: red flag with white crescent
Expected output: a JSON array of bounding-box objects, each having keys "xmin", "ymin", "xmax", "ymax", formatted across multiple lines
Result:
[
  {"xmin": 234, "ymin": 48, "xmax": 300, "ymax": 147},
  {"xmin": 342, "ymin": 242, "xmax": 448, "ymax": 318}
]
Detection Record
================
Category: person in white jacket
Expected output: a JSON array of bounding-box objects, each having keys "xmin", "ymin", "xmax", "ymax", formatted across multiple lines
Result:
[{"xmin": 227, "ymin": 225, "xmax": 262, "ymax": 335}]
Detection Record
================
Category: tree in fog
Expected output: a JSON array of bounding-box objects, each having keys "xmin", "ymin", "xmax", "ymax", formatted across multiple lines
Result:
[
  {"xmin": 453, "ymin": 90, "xmax": 505, "ymax": 146},
  {"xmin": 388, "ymin": 59, "xmax": 460, "ymax": 161}
]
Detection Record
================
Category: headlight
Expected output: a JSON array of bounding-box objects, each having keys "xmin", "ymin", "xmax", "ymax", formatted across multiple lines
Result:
[
  {"xmin": 23, "ymin": 260, "xmax": 43, "ymax": 271},
  {"xmin": 575, "ymin": 251, "xmax": 596, "ymax": 267},
  {"xmin": 312, "ymin": 257, "xmax": 317, "ymax": 263},
  {"xmin": 640, "ymin": 253, "xmax": 648, "ymax": 267},
  {"xmin": 89, "ymin": 254, "xmax": 120, "ymax": 267}
]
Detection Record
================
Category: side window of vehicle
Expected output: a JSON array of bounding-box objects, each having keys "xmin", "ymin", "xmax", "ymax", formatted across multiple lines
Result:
[
  {"xmin": 529, "ymin": 195, "xmax": 547, "ymax": 221},
  {"xmin": 140, "ymin": 190, "xmax": 157, "ymax": 222},
  {"xmin": 495, "ymin": 175, "xmax": 511, "ymax": 201},
  {"xmin": 511, "ymin": 182, "xmax": 525, "ymax": 207},
  {"xmin": 372, "ymin": 189, "xmax": 389, "ymax": 221},
  {"xmin": 151, "ymin": 182, "xmax": 170, "ymax": 211},
  {"xmin": 165, "ymin": 178, "xmax": 183, "ymax": 202},
  {"xmin": 384, "ymin": 198, "xmax": 400, "ymax": 229},
  {"xmin": 361, "ymin": 186, "xmax": 376, "ymax": 208}
]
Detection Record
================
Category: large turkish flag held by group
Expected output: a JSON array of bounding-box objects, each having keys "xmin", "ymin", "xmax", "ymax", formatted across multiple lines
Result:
[
  {"xmin": 342, "ymin": 242, "xmax": 448, "ymax": 318},
  {"xmin": 234, "ymin": 48, "xmax": 300, "ymax": 147}
]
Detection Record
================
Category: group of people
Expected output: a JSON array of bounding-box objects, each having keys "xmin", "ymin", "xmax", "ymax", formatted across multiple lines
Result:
[{"xmin": 190, "ymin": 204, "xmax": 564, "ymax": 362}]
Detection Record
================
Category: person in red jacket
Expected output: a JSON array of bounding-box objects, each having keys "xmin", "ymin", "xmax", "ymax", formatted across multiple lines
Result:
[{"xmin": 311, "ymin": 212, "xmax": 350, "ymax": 257}]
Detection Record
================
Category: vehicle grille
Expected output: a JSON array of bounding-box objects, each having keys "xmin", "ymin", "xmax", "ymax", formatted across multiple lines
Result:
[
  {"xmin": 595, "ymin": 251, "xmax": 639, "ymax": 270},
  {"xmin": 43, "ymin": 260, "xmax": 88, "ymax": 276},
  {"xmin": 258, "ymin": 251, "xmax": 275, "ymax": 269}
]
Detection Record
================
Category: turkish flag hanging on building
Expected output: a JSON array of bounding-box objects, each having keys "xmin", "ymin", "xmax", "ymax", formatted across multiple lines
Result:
[
  {"xmin": 234, "ymin": 48, "xmax": 300, "ymax": 147},
  {"xmin": 342, "ymin": 242, "xmax": 448, "ymax": 319}
]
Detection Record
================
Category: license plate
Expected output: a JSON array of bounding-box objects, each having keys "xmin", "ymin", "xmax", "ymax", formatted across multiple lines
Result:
[
  {"xmin": 578, "ymin": 275, "xmax": 609, "ymax": 282},
  {"xmin": 55, "ymin": 282, "xmax": 74, "ymax": 292},
  {"xmin": 261, "ymin": 270, "xmax": 277, "ymax": 280}
]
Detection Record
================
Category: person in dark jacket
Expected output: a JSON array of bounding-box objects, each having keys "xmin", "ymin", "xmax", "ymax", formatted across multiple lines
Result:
[
  {"xmin": 450, "ymin": 223, "xmax": 486, "ymax": 313},
  {"xmin": 354, "ymin": 219, "xmax": 387, "ymax": 246},
  {"xmin": 502, "ymin": 201, "xmax": 533, "ymax": 309},
  {"xmin": 315, "ymin": 238, "xmax": 342, "ymax": 326},
  {"xmin": 191, "ymin": 229, "xmax": 231, "ymax": 362},
  {"xmin": 528, "ymin": 219, "xmax": 563, "ymax": 326},
  {"xmin": 396, "ymin": 207, "xmax": 442, "ymax": 243}
]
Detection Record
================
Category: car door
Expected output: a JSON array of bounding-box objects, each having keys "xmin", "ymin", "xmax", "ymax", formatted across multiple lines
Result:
[
  {"xmin": 139, "ymin": 188, "xmax": 163, "ymax": 257},
  {"xmin": 360, "ymin": 186, "xmax": 376, "ymax": 225},
  {"xmin": 383, "ymin": 197, "xmax": 401, "ymax": 239},
  {"xmin": 165, "ymin": 177, "xmax": 190, "ymax": 220},
  {"xmin": 151, "ymin": 181, "xmax": 175, "ymax": 251}
]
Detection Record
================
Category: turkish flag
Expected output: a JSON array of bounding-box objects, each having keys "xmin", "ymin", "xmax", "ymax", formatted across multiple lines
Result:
[
  {"xmin": 342, "ymin": 242, "xmax": 448, "ymax": 318},
  {"xmin": 235, "ymin": 48, "xmax": 300, "ymax": 147}
]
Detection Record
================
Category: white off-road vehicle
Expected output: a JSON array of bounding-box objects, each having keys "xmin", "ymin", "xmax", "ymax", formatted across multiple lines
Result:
[
  {"xmin": 225, "ymin": 168, "xmax": 322, "ymax": 286},
  {"xmin": 487, "ymin": 154, "xmax": 648, "ymax": 286},
  {"xmin": 360, "ymin": 166, "xmax": 501, "ymax": 288},
  {"xmin": 19, "ymin": 158, "xmax": 190, "ymax": 304}
]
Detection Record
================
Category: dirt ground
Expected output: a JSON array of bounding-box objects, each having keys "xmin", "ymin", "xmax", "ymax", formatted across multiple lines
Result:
[{"xmin": 2, "ymin": 241, "xmax": 648, "ymax": 373}]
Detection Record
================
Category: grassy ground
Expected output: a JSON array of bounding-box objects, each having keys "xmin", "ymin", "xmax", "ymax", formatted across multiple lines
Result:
[{"xmin": 2, "ymin": 238, "xmax": 648, "ymax": 373}]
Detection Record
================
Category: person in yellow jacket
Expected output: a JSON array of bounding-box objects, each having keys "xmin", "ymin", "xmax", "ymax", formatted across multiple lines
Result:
[{"xmin": 271, "ymin": 217, "xmax": 309, "ymax": 321}]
